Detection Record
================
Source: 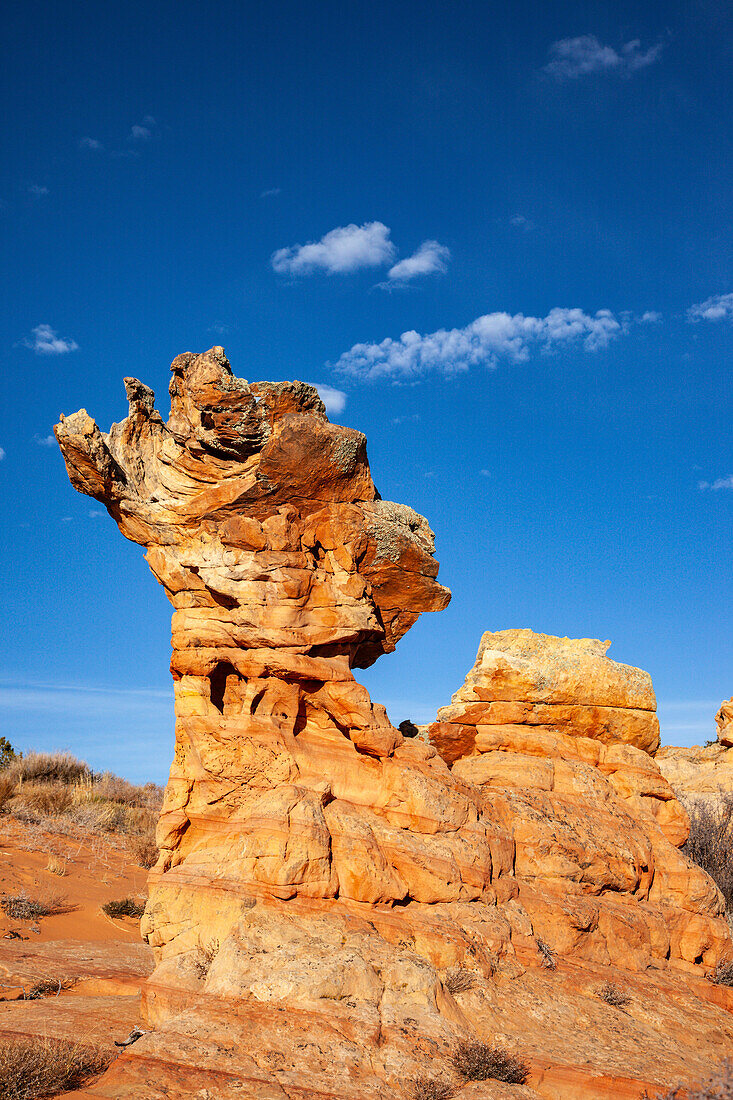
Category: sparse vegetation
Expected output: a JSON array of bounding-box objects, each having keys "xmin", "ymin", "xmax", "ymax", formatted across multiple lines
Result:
[
  {"xmin": 596, "ymin": 982, "xmax": 630, "ymax": 1007},
  {"xmin": 408, "ymin": 1076, "xmax": 453, "ymax": 1100},
  {"xmin": 194, "ymin": 939, "xmax": 220, "ymax": 979},
  {"xmin": 444, "ymin": 967, "xmax": 477, "ymax": 994},
  {"xmin": 451, "ymin": 1040, "xmax": 529, "ymax": 1084},
  {"xmin": 0, "ymin": 739, "xmax": 19, "ymax": 772},
  {"xmin": 642, "ymin": 1058, "xmax": 733, "ymax": 1099},
  {"xmin": 45, "ymin": 855, "xmax": 67, "ymax": 877},
  {"xmin": 0, "ymin": 892, "xmax": 76, "ymax": 921},
  {"xmin": 0, "ymin": 751, "xmax": 162, "ymax": 852},
  {"xmin": 0, "ymin": 1035, "xmax": 113, "ymax": 1099},
  {"xmin": 102, "ymin": 897, "xmax": 145, "ymax": 919},
  {"xmin": 683, "ymin": 795, "xmax": 733, "ymax": 920},
  {"xmin": 536, "ymin": 938, "xmax": 557, "ymax": 970},
  {"xmin": 707, "ymin": 958, "xmax": 733, "ymax": 988},
  {"xmin": 24, "ymin": 977, "xmax": 76, "ymax": 999}
]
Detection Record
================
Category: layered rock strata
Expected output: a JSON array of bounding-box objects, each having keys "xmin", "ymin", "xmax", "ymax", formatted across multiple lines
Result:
[
  {"xmin": 57, "ymin": 350, "xmax": 733, "ymax": 1100},
  {"xmin": 657, "ymin": 697, "xmax": 733, "ymax": 802}
]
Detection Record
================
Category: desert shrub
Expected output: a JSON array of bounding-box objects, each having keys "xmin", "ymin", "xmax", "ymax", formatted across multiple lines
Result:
[
  {"xmin": 408, "ymin": 1076, "xmax": 453, "ymax": 1100},
  {"xmin": 11, "ymin": 782, "xmax": 73, "ymax": 816},
  {"xmin": 683, "ymin": 795, "xmax": 733, "ymax": 918},
  {"xmin": 0, "ymin": 775, "xmax": 15, "ymax": 812},
  {"xmin": 643, "ymin": 1059, "xmax": 733, "ymax": 1099},
  {"xmin": 0, "ymin": 892, "xmax": 76, "ymax": 921},
  {"xmin": 0, "ymin": 739, "xmax": 19, "ymax": 771},
  {"xmin": 452, "ymin": 1040, "xmax": 529, "ymax": 1084},
  {"xmin": 536, "ymin": 938, "xmax": 557, "ymax": 970},
  {"xmin": 0, "ymin": 1035, "xmax": 112, "ymax": 1099},
  {"xmin": 46, "ymin": 855, "xmax": 67, "ymax": 877},
  {"xmin": 102, "ymin": 897, "xmax": 145, "ymax": 919},
  {"xmin": 194, "ymin": 939, "xmax": 220, "ymax": 979},
  {"xmin": 25, "ymin": 977, "xmax": 76, "ymax": 999},
  {"xmin": 127, "ymin": 829, "xmax": 158, "ymax": 868},
  {"xmin": 708, "ymin": 959, "xmax": 733, "ymax": 988},
  {"xmin": 7, "ymin": 751, "xmax": 89, "ymax": 786},
  {"xmin": 597, "ymin": 982, "xmax": 630, "ymax": 1007},
  {"xmin": 444, "ymin": 967, "xmax": 477, "ymax": 994}
]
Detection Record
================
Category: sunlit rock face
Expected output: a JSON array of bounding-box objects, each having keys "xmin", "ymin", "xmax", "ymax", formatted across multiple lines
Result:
[{"xmin": 56, "ymin": 351, "xmax": 733, "ymax": 1100}]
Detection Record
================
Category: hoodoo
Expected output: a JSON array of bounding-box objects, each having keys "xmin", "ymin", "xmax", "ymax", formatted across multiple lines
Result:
[{"xmin": 57, "ymin": 349, "xmax": 733, "ymax": 1099}]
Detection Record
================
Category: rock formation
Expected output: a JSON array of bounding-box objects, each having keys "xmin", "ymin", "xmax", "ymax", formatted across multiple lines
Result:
[
  {"xmin": 56, "ymin": 349, "xmax": 733, "ymax": 1100},
  {"xmin": 656, "ymin": 697, "xmax": 733, "ymax": 804},
  {"xmin": 717, "ymin": 698, "xmax": 733, "ymax": 748}
]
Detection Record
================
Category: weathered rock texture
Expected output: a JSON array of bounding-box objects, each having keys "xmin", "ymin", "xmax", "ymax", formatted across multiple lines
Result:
[
  {"xmin": 56, "ymin": 350, "xmax": 733, "ymax": 1100},
  {"xmin": 656, "ymin": 698, "xmax": 733, "ymax": 804}
]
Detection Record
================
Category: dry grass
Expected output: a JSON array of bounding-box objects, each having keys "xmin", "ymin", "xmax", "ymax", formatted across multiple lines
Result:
[
  {"xmin": 452, "ymin": 1040, "xmax": 529, "ymax": 1084},
  {"xmin": 127, "ymin": 830, "xmax": 158, "ymax": 868},
  {"xmin": 683, "ymin": 794, "xmax": 733, "ymax": 920},
  {"xmin": 597, "ymin": 982, "xmax": 630, "ymax": 1007},
  {"xmin": 444, "ymin": 967, "xmax": 477, "ymax": 994},
  {"xmin": 0, "ymin": 1035, "xmax": 113, "ymax": 1099},
  {"xmin": 408, "ymin": 1076, "xmax": 453, "ymax": 1100},
  {"xmin": 0, "ymin": 892, "xmax": 77, "ymax": 921},
  {"xmin": 45, "ymin": 855, "xmax": 67, "ymax": 877},
  {"xmin": 102, "ymin": 897, "xmax": 145, "ymax": 919},
  {"xmin": 0, "ymin": 751, "xmax": 162, "ymax": 852}
]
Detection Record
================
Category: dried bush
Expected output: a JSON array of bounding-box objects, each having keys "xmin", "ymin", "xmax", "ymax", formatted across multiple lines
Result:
[
  {"xmin": 408, "ymin": 1076, "xmax": 453, "ymax": 1100},
  {"xmin": 102, "ymin": 897, "xmax": 145, "ymax": 919},
  {"xmin": 643, "ymin": 1058, "xmax": 733, "ymax": 1099},
  {"xmin": 25, "ymin": 977, "xmax": 76, "ymax": 999},
  {"xmin": 536, "ymin": 938, "xmax": 557, "ymax": 970},
  {"xmin": 7, "ymin": 751, "xmax": 89, "ymax": 786},
  {"xmin": 0, "ymin": 1036, "xmax": 112, "ymax": 1099},
  {"xmin": 444, "ymin": 967, "xmax": 477, "ymax": 994},
  {"xmin": 452, "ymin": 1040, "xmax": 529, "ymax": 1084},
  {"xmin": 11, "ymin": 782, "xmax": 73, "ymax": 816},
  {"xmin": 0, "ymin": 775, "xmax": 15, "ymax": 812},
  {"xmin": 127, "ymin": 829, "xmax": 158, "ymax": 868},
  {"xmin": 683, "ymin": 794, "xmax": 733, "ymax": 919},
  {"xmin": 0, "ymin": 892, "xmax": 76, "ymax": 921},
  {"xmin": 708, "ymin": 959, "xmax": 733, "ymax": 988},
  {"xmin": 193, "ymin": 939, "xmax": 220, "ymax": 979},
  {"xmin": 597, "ymin": 982, "xmax": 630, "ymax": 1007}
]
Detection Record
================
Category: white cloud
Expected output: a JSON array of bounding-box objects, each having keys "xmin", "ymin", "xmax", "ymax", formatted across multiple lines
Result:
[
  {"xmin": 0, "ymin": 447, "xmax": 5, "ymax": 461},
  {"xmin": 79, "ymin": 137, "xmax": 104, "ymax": 151},
  {"xmin": 687, "ymin": 292, "xmax": 733, "ymax": 323},
  {"xmin": 28, "ymin": 184, "xmax": 49, "ymax": 197},
  {"xmin": 21, "ymin": 324, "xmax": 79, "ymax": 356},
  {"xmin": 699, "ymin": 475, "xmax": 733, "ymax": 491},
  {"xmin": 544, "ymin": 35, "xmax": 663, "ymax": 79},
  {"xmin": 130, "ymin": 116, "xmax": 156, "ymax": 141},
  {"xmin": 261, "ymin": 187, "xmax": 281, "ymax": 198},
  {"xmin": 34, "ymin": 434, "xmax": 56, "ymax": 447},
  {"xmin": 480, "ymin": 469, "xmax": 491, "ymax": 477},
  {"xmin": 272, "ymin": 221, "xmax": 395, "ymax": 275},
  {"xmin": 640, "ymin": 311, "xmax": 662, "ymax": 323},
  {"xmin": 391, "ymin": 413, "xmax": 420, "ymax": 426},
  {"xmin": 385, "ymin": 240, "xmax": 451, "ymax": 284},
  {"xmin": 307, "ymin": 382, "xmax": 347, "ymax": 415},
  {"xmin": 510, "ymin": 214, "xmax": 534, "ymax": 231},
  {"xmin": 333, "ymin": 306, "xmax": 623, "ymax": 381}
]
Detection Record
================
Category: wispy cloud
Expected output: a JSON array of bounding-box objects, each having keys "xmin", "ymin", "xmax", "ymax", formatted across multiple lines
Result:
[
  {"xmin": 0, "ymin": 447, "xmax": 5, "ymax": 461},
  {"xmin": 699, "ymin": 475, "xmax": 733, "ymax": 491},
  {"xmin": 129, "ymin": 115, "xmax": 156, "ymax": 141},
  {"xmin": 34, "ymin": 433, "xmax": 56, "ymax": 447},
  {"xmin": 208, "ymin": 321, "xmax": 235, "ymax": 336},
  {"xmin": 391, "ymin": 413, "xmax": 420, "ymax": 426},
  {"xmin": 333, "ymin": 306, "xmax": 624, "ymax": 381},
  {"xmin": 383, "ymin": 240, "xmax": 451, "ymax": 285},
  {"xmin": 544, "ymin": 35, "xmax": 663, "ymax": 79},
  {"xmin": 28, "ymin": 184, "xmax": 49, "ymax": 197},
  {"xmin": 639, "ymin": 310, "xmax": 662, "ymax": 323},
  {"xmin": 20, "ymin": 324, "xmax": 79, "ymax": 356},
  {"xmin": 79, "ymin": 136, "xmax": 104, "ymax": 151},
  {"xmin": 687, "ymin": 292, "xmax": 733, "ymax": 323},
  {"xmin": 510, "ymin": 214, "xmax": 534, "ymax": 232},
  {"xmin": 307, "ymin": 382, "xmax": 347, "ymax": 415},
  {"xmin": 272, "ymin": 221, "xmax": 396, "ymax": 275},
  {"xmin": 261, "ymin": 187, "xmax": 281, "ymax": 198}
]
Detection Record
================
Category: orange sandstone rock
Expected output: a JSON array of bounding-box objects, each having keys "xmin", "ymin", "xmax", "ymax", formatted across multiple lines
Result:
[{"xmin": 56, "ymin": 350, "xmax": 733, "ymax": 1099}]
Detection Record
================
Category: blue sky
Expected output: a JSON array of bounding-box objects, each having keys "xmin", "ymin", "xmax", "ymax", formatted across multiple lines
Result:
[{"xmin": 0, "ymin": 0, "xmax": 731, "ymax": 782}]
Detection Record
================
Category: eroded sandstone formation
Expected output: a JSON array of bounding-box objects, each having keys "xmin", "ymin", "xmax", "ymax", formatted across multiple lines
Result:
[
  {"xmin": 656, "ymin": 697, "xmax": 733, "ymax": 804},
  {"xmin": 56, "ymin": 349, "xmax": 733, "ymax": 1100}
]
